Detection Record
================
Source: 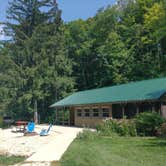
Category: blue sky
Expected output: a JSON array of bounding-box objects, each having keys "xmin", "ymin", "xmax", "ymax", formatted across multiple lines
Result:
[
  {"xmin": 0, "ymin": 0, "xmax": 116, "ymax": 40},
  {"xmin": 0, "ymin": 0, "xmax": 116, "ymax": 22},
  {"xmin": 57, "ymin": 0, "xmax": 116, "ymax": 22}
]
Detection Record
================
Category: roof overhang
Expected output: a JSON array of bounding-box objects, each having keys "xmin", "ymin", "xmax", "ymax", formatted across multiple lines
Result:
[{"xmin": 50, "ymin": 98, "xmax": 160, "ymax": 109}]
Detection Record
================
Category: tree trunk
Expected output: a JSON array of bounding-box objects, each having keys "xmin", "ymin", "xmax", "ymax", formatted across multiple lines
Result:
[{"xmin": 34, "ymin": 100, "xmax": 38, "ymax": 124}]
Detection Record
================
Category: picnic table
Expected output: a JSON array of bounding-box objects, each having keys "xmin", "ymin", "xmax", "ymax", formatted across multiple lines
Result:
[{"xmin": 15, "ymin": 121, "xmax": 28, "ymax": 132}]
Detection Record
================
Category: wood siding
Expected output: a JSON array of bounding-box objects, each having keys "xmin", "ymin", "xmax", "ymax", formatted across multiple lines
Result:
[{"xmin": 74, "ymin": 104, "xmax": 112, "ymax": 127}]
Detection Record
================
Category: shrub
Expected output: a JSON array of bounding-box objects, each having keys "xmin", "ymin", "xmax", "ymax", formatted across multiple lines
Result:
[
  {"xmin": 134, "ymin": 112, "xmax": 165, "ymax": 136},
  {"xmin": 96, "ymin": 120, "xmax": 119, "ymax": 136},
  {"xmin": 96, "ymin": 119, "xmax": 137, "ymax": 137},
  {"xmin": 118, "ymin": 119, "xmax": 137, "ymax": 136},
  {"xmin": 156, "ymin": 123, "xmax": 166, "ymax": 137},
  {"xmin": 77, "ymin": 129, "xmax": 99, "ymax": 140}
]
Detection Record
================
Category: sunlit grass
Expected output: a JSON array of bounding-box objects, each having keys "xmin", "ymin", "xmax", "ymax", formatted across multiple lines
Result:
[
  {"xmin": 60, "ymin": 136, "xmax": 166, "ymax": 166},
  {"xmin": 0, "ymin": 155, "xmax": 26, "ymax": 166}
]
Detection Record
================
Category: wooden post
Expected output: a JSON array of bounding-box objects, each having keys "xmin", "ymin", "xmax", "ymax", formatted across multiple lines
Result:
[
  {"xmin": 152, "ymin": 106, "xmax": 155, "ymax": 112},
  {"xmin": 68, "ymin": 108, "xmax": 70, "ymax": 126},
  {"xmin": 122, "ymin": 105, "xmax": 125, "ymax": 118},
  {"xmin": 159, "ymin": 102, "xmax": 161, "ymax": 115},
  {"xmin": 110, "ymin": 105, "xmax": 112, "ymax": 119},
  {"xmin": 136, "ymin": 105, "xmax": 139, "ymax": 115},
  {"xmin": 55, "ymin": 109, "xmax": 58, "ymax": 124},
  {"xmin": 34, "ymin": 100, "xmax": 38, "ymax": 124},
  {"xmin": 63, "ymin": 108, "xmax": 65, "ymax": 125},
  {"xmin": 152, "ymin": 103, "xmax": 155, "ymax": 112},
  {"xmin": 89, "ymin": 105, "xmax": 92, "ymax": 118},
  {"xmin": 161, "ymin": 102, "xmax": 166, "ymax": 118},
  {"xmin": 99, "ymin": 105, "xmax": 102, "ymax": 118}
]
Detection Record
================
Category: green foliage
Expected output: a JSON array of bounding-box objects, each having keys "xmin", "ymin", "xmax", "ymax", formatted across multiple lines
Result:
[
  {"xmin": 0, "ymin": 155, "xmax": 25, "ymax": 166},
  {"xmin": 96, "ymin": 119, "xmax": 137, "ymax": 137},
  {"xmin": 0, "ymin": 0, "xmax": 166, "ymax": 122},
  {"xmin": 0, "ymin": 0, "xmax": 74, "ymax": 121},
  {"xmin": 77, "ymin": 129, "xmax": 99, "ymax": 140},
  {"xmin": 135, "ymin": 112, "xmax": 166, "ymax": 136},
  {"xmin": 65, "ymin": 0, "xmax": 166, "ymax": 90}
]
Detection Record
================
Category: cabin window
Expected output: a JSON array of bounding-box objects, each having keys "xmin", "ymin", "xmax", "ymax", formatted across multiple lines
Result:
[
  {"xmin": 84, "ymin": 109, "xmax": 90, "ymax": 117},
  {"xmin": 102, "ymin": 108, "xmax": 109, "ymax": 117},
  {"xmin": 77, "ymin": 109, "xmax": 82, "ymax": 117},
  {"xmin": 92, "ymin": 108, "xmax": 99, "ymax": 117}
]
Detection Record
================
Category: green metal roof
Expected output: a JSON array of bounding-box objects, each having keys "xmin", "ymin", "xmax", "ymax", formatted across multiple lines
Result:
[{"xmin": 51, "ymin": 77, "xmax": 166, "ymax": 107}]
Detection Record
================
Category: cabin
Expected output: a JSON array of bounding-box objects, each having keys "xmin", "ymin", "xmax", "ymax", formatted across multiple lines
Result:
[{"xmin": 51, "ymin": 77, "xmax": 166, "ymax": 127}]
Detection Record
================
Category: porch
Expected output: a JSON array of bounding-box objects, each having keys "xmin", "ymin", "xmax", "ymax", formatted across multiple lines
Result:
[{"xmin": 54, "ymin": 101, "xmax": 164, "ymax": 127}]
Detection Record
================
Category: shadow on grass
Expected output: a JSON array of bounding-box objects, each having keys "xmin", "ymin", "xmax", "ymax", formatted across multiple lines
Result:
[{"xmin": 137, "ymin": 137, "xmax": 166, "ymax": 148}]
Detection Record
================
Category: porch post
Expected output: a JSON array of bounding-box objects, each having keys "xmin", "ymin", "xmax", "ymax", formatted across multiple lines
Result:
[
  {"xmin": 63, "ymin": 107, "xmax": 65, "ymax": 125},
  {"xmin": 109, "ymin": 105, "xmax": 112, "ymax": 118},
  {"xmin": 136, "ymin": 105, "xmax": 139, "ymax": 115},
  {"xmin": 159, "ymin": 102, "xmax": 162, "ymax": 115},
  {"xmin": 152, "ymin": 103, "xmax": 155, "ymax": 112},
  {"xmin": 122, "ymin": 104, "xmax": 125, "ymax": 118},
  {"xmin": 68, "ymin": 108, "xmax": 70, "ymax": 126},
  {"xmin": 160, "ymin": 102, "xmax": 166, "ymax": 118},
  {"xmin": 55, "ymin": 109, "xmax": 58, "ymax": 124}
]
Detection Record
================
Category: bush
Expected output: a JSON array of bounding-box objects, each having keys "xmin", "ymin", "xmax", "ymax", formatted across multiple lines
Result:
[
  {"xmin": 135, "ymin": 112, "xmax": 165, "ymax": 136},
  {"xmin": 156, "ymin": 123, "xmax": 166, "ymax": 137},
  {"xmin": 96, "ymin": 120, "xmax": 119, "ymax": 136},
  {"xmin": 77, "ymin": 129, "xmax": 99, "ymax": 140},
  {"xmin": 118, "ymin": 119, "xmax": 137, "ymax": 136},
  {"xmin": 96, "ymin": 119, "xmax": 137, "ymax": 137}
]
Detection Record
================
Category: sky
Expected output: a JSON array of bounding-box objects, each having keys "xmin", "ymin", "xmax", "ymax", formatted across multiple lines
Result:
[{"xmin": 0, "ymin": 0, "xmax": 116, "ymax": 40}]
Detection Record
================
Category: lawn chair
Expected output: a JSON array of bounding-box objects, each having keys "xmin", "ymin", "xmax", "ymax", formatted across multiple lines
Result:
[
  {"xmin": 24, "ymin": 122, "xmax": 37, "ymax": 136},
  {"xmin": 40, "ymin": 124, "xmax": 52, "ymax": 136},
  {"xmin": 26, "ymin": 122, "xmax": 35, "ymax": 133}
]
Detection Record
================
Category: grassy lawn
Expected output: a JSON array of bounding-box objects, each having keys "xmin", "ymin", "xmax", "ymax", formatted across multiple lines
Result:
[
  {"xmin": 0, "ymin": 155, "xmax": 26, "ymax": 166},
  {"xmin": 59, "ymin": 136, "xmax": 166, "ymax": 166}
]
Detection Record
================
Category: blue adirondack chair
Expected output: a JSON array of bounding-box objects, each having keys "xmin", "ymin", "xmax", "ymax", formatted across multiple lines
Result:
[
  {"xmin": 26, "ymin": 122, "xmax": 35, "ymax": 133},
  {"xmin": 40, "ymin": 124, "xmax": 52, "ymax": 136}
]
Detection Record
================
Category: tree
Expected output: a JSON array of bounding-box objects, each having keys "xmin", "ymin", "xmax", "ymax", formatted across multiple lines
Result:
[
  {"xmin": 117, "ymin": 0, "xmax": 163, "ymax": 80},
  {"xmin": 65, "ymin": 19, "xmax": 94, "ymax": 90},
  {"xmin": 1, "ymin": 0, "xmax": 166, "ymax": 121},
  {"xmin": 6, "ymin": 0, "xmax": 50, "ymax": 41},
  {"xmin": 65, "ymin": 0, "xmax": 166, "ymax": 90},
  {"xmin": 144, "ymin": 1, "xmax": 166, "ymax": 68},
  {"xmin": 0, "ymin": 44, "xmax": 20, "ymax": 116},
  {"xmin": 97, "ymin": 32, "xmax": 131, "ymax": 85},
  {"xmin": 1, "ymin": 0, "xmax": 74, "ymax": 122}
]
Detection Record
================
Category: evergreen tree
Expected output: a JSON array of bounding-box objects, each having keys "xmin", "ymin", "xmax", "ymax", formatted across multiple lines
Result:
[{"xmin": 1, "ymin": 0, "xmax": 74, "ymax": 121}]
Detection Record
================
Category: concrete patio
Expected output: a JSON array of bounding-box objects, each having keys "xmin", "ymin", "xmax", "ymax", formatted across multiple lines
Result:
[
  {"xmin": 26, "ymin": 125, "xmax": 83, "ymax": 162},
  {"xmin": 0, "ymin": 125, "xmax": 83, "ymax": 165}
]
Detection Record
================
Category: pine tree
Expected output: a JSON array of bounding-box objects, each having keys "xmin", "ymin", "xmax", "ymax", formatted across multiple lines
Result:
[{"xmin": 1, "ymin": 0, "xmax": 74, "ymax": 122}]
